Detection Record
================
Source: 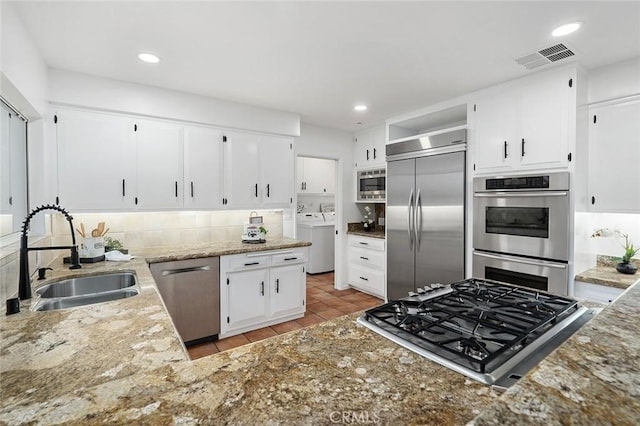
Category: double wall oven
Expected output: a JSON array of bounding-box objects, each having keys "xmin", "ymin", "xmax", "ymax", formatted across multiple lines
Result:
[{"xmin": 472, "ymin": 172, "xmax": 570, "ymax": 295}]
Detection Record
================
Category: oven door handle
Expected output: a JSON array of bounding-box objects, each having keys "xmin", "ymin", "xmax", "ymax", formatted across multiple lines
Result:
[
  {"xmin": 473, "ymin": 191, "xmax": 568, "ymax": 198},
  {"xmin": 473, "ymin": 251, "xmax": 568, "ymax": 269}
]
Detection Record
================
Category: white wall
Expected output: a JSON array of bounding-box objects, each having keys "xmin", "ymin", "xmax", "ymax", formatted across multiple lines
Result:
[
  {"xmin": 588, "ymin": 57, "xmax": 640, "ymax": 104},
  {"xmin": 296, "ymin": 123, "xmax": 358, "ymax": 289},
  {"xmin": 48, "ymin": 69, "xmax": 300, "ymax": 137}
]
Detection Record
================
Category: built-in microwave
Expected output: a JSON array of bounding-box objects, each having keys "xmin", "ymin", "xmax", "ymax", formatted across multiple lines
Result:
[{"xmin": 357, "ymin": 168, "xmax": 385, "ymax": 201}]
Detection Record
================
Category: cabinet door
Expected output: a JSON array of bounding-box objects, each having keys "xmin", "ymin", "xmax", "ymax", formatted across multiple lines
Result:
[
  {"xmin": 223, "ymin": 131, "xmax": 260, "ymax": 207},
  {"xmin": 1, "ymin": 107, "xmax": 12, "ymax": 214},
  {"xmin": 354, "ymin": 130, "xmax": 372, "ymax": 168},
  {"xmin": 474, "ymin": 89, "xmax": 518, "ymax": 172},
  {"xmin": 135, "ymin": 120, "xmax": 183, "ymax": 210},
  {"xmin": 184, "ymin": 126, "xmax": 223, "ymax": 209},
  {"xmin": 260, "ymin": 136, "xmax": 293, "ymax": 206},
  {"xmin": 371, "ymin": 126, "xmax": 386, "ymax": 166},
  {"xmin": 296, "ymin": 156, "xmax": 306, "ymax": 193},
  {"xmin": 322, "ymin": 158, "xmax": 336, "ymax": 194},
  {"xmin": 56, "ymin": 110, "xmax": 136, "ymax": 210},
  {"xmin": 225, "ymin": 268, "xmax": 270, "ymax": 332},
  {"xmin": 518, "ymin": 69, "xmax": 571, "ymax": 168},
  {"xmin": 302, "ymin": 157, "xmax": 327, "ymax": 194},
  {"xmin": 271, "ymin": 264, "xmax": 305, "ymax": 318},
  {"xmin": 588, "ymin": 99, "xmax": 640, "ymax": 212}
]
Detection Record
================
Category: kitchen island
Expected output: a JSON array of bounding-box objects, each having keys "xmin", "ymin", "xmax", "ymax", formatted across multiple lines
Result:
[{"xmin": 1, "ymin": 239, "xmax": 639, "ymax": 425}]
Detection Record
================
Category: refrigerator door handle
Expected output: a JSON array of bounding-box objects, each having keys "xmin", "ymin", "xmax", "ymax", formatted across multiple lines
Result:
[
  {"xmin": 415, "ymin": 188, "xmax": 422, "ymax": 250},
  {"xmin": 408, "ymin": 189, "xmax": 414, "ymax": 249}
]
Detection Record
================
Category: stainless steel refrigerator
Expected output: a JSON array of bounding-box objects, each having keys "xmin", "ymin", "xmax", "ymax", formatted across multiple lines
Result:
[{"xmin": 386, "ymin": 129, "xmax": 466, "ymax": 300}]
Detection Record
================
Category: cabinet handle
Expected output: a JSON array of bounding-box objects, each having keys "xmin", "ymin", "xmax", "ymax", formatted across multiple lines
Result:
[
  {"xmin": 504, "ymin": 141, "xmax": 508, "ymax": 159},
  {"xmin": 276, "ymin": 278, "xmax": 280, "ymax": 293},
  {"xmin": 301, "ymin": 182, "xmax": 304, "ymax": 191},
  {"xmin": 267, "ymin": 183, "xmax": 270, "ymax": 198},
  {"xmin": 122, "ymin": 179, "xmax": 126, "ymax": 196},
  {"xmin": 244, "ymin": 261, "xmax": 260, "ymax": 266},
  {"xmin": 359, "ymin": 242, "xmax": 369, "ymax": 245},
  {"xmin": 366, "ymin": 149, "xmax": 370, "ymax": 160},
  {"xmin": 360, "ymin": 276, "xmax": 369, "ymax": 281},
  {"xmin": 255, "ymin": 183, "xmax": 258, "ymax": 197},
  {"xmin": 135, "ymin": 197, "xmax": 138, "ymax": 205},
  {"xmin": 591, "ymin": 196, "xmax": 596, "ymax": 205},
  {"xmin": 284, "ymin": 257, "xmax": 298, "ymax": 261},
  {"xmin": 161, "ymin": 265, "xmax": 211, "ymax": 276},
  {"xmin": 175, "ymin": 181, "xmax": 178, "ymax": 197},
  {"xmin": 373, "ymin": 148, "xmax": 377, "ymax": 159},
  {"xmin": 360, "ymin": 256, "xmax": 369, "ymax": 260},
  {"xmin": 521, "ymin": 138, "xmax": 525, "ymax": 157},
  {"xmin": 8, "ymin": 196, "xmax": 12, "ymax": 206},
  {"xmin": 261, "ymin": 281, "xmax": 264, "ymax": 296}
]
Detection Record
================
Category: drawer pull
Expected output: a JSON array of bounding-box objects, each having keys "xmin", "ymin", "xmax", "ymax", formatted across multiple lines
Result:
[
  {"xmin": 359, "ymin": 242, "xmax": 369, "ymax": 245},
  {"xmin": 360, "ymin": 256, "xmax": 369, "ymax": 260},
  {"xmin": 261, "ymin": 281, "xmax": 264, "ymax": 296},
  {"xmin": 244, "ymin": 262, "xmax": 260, "ymax": 266},
  {"xmin": 284, "ymin": 257, "xmax": 298, "ymax": 261},
  {"xmin": 360, "ymin": 276, "xmax": 369, "ymax": 281}
]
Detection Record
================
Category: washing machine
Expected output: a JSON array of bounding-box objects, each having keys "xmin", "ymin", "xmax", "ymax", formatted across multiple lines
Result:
[{"xmin": 296, "ymin": 210, "xmax": 335, "ymax": 274}]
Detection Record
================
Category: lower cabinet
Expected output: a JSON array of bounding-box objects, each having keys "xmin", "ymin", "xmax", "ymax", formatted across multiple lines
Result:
[
  {"xmin": 220, "ymin": 248, "xmax": 308, "ymax": 338},
  {"xmin": 574, "ymin": 280, "xmax": 625, "ymax": 304},
  {"xmin": 347, "ymin": 235, "xmax": 385, "ymax": 299}
]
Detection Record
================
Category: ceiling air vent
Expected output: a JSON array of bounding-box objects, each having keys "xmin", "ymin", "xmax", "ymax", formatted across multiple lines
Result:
[{"xmin": 516, "ymin": 43, "xmax": 576, "ymax": 70}]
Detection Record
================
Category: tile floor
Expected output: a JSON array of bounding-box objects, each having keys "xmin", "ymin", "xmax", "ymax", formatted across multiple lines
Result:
[{"xmin": 187, "ymin": 272, "xmax": 383, "ymax": 360}]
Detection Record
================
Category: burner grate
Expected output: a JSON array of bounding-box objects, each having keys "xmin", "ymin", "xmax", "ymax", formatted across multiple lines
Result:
[{"xmin": 364, "ymin": 278, "xmax": 578, "ymax": 374}]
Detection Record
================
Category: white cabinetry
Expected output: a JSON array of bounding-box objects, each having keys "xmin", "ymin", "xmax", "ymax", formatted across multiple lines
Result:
[
  {"xmin": 354, "ymin": 125, "xmax": 386, "ymax": 169},
  {"xmin": 55, "ymin": 109, "xmax": 137, "ymax": 210},
  {"xmin": 223, "ymin": 132, "xmax": 293, "ymax": 208},
  {"xmin": 587, "ymin": 98, "xmax": 640, "ymax": 212},
  {"xmin": 474, "ymin": 66, "xmax": 575, "ymax": 173},
  {"xmin": 297, "ymin": 156, "xmax": 336, "ymax": 194},
  {"xmin": 347, "ymin": 235, "xmax": 385, "ymax": 299},
  {"xmin": 220, "ymin": 248, "xmax": 308, "ymax": 338},
  {"xmin": 574, "ymin": 280, "xmax": 624, "ymax": 304},
  {"xmin": 183, "ymin": 126, "xmax": 224, "ymax": 209},
  {"xmin": 134, "ymin": 120, "xmax": 184, "ymax": 210}
]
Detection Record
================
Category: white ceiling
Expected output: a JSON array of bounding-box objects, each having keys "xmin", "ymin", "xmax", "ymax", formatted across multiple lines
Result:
[{"xmin": 10, "ymin": 1, "xmax": 640, "ymax": 132}]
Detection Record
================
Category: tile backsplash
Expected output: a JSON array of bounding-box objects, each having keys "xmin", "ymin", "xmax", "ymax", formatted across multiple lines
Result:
[{"xmin": 50, "ymin": 210, "xmax": 284, "ymax": 249}]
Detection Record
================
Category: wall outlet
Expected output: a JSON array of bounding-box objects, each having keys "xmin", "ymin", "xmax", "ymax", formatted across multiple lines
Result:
[{"xmin": 378, "ymin": 218, "xmax": 385, "ymax": 226}]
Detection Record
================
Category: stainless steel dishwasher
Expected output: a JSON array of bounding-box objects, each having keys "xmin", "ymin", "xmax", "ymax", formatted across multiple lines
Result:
[{"xmin": 149, "ymin": 257, "xmax": 220, "ymax": 345}]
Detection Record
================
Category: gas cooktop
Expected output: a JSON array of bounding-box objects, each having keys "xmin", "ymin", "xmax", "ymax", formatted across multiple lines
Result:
[{"xmin": 358, "ymin": 278, "xmax": 598, "ymax": 390}]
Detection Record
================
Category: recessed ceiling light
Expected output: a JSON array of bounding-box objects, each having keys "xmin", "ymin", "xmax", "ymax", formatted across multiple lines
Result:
[
  {"xmin": 354, "ymin": 105, "xmax": 368, "ymax": 112},
  {"xmin": 552, "ymin": 22, "xmax": 582, "ymax": 37},
  {"xmin": 138, "ymin": 52, "xmax": 160, "ymax": 64}
]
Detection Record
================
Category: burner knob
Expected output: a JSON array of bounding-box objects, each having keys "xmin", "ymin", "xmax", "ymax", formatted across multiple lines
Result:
[
  {"xmin": 422, "ymin": 285, "xmax": 434, "ymax": 292},
  {"xmin": 416, "ymin": 287, "xmax": 426, "ymax": 294},
  {"xmin": 431, "ymin": 283, "xmax": 444, "ymax": 289},
  {"xmin": 408, "ymin": 291, "xmax": 419, "ymax": 297}
]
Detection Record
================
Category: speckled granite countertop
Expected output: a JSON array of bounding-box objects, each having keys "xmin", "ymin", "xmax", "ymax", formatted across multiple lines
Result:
[
  {"xmin": 575, "ymin": 255, "xmax": 639, "ymax": 290},
  {"xmin": 2, "ymin": 239, "xmax": 639, "ymax": 424},
  {"xmin": 346, "ymin": 223, "xmax": 385, "ymax": 239}
]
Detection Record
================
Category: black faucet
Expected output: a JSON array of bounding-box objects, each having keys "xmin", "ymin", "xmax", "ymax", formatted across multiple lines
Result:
[{"xmin": 18, "ymin": 204, "xmax": 81, "ymax": 300}]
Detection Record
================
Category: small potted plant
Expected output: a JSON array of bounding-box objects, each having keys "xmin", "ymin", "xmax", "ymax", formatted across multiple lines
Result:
[
  {"xmin": 258, "ymin": 226, "xmax": 268, "ymax": 242},
  {"xmin": 104, "ymin": 236, "xmax": 128, "ymax": 254},
  {"xmin": 591, "ymin": 228, "xmax": 638, "ymax": 274},
  {"xmin": 362, "ymin": 206, "xmax": 375, "ymax": 232}
]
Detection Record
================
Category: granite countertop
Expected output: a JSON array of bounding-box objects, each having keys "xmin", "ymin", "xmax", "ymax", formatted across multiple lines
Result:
[
  {"xmin": 346, "ymin": 222, "xmax": 385, "ymax": 239},
  {"xmin": 575, "ymin": 256, "xmax": 639, "ymax": 290},
  {"xmin": 2, "ymin": 239, "xmax": 639, "ymax": 424}
]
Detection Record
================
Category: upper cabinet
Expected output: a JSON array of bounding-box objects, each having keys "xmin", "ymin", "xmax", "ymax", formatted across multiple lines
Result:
[
  {"xmin": 223, "ymin": 131, "xmax": 294, "ymax": 208},
  {"xmin": 134, "ymin": 120, "xmax": 184, "ymax": 210},
  {"xmin": 183, "ymin": 126, "xmax": 224, "ymax": 210},
  {"xmin": 354, "ymin": 125, "xmax": 386, "ymax": 169},
  {"xmin": 56, "ymin": 109, "xmax": 137, "ymax": 210},
  {"xmin": 587, "ymin": 98, "xmax": 640, "ymax": 213},
  {"xmin": 54, "ymin": 108, "xmax": 293, "ymax": 212},
  {"xmin": 473, "ymin": 66, "xmax": 577, "ymax": 173},
  {"xmin": 297, "ymin": 156, "xmax": 336, "ymax": 194}
]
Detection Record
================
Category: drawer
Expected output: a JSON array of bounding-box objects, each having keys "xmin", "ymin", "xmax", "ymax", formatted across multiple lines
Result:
[
  {"xmin": 222, "ymin": 252, "xmax": 272, "ymax": 271},
  {"xmin": 348, "ymin": 235, "xmax": 385, "ymax": 251},
  {"xmin": 272, "ymin": 248, "xmax": 308, "ymax": 266},
  {"xmin": 348, "ymin": 264, "xmax": 384, "ymax": 296},
  {"xmin": 349, "ymin": 246, "xmax": 384, "ymax": 271}
]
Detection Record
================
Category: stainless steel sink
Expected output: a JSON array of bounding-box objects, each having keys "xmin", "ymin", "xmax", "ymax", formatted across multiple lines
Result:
[
  {"xmin": 32, "ymin": 272, "xmax": 140, "ymax": 312},
  {"xmin": 33, "ymin": 290, "xmax": 140, "ymax": 311},
  {"xmin": 36, "ymin": 272, "xmax": 137, "ymax": 298}
]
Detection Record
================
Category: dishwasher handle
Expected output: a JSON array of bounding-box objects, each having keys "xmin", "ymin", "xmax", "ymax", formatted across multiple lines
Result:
[{"xmin": 161, "ymin": 265, "xmax": 211, "ymax": 276}]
